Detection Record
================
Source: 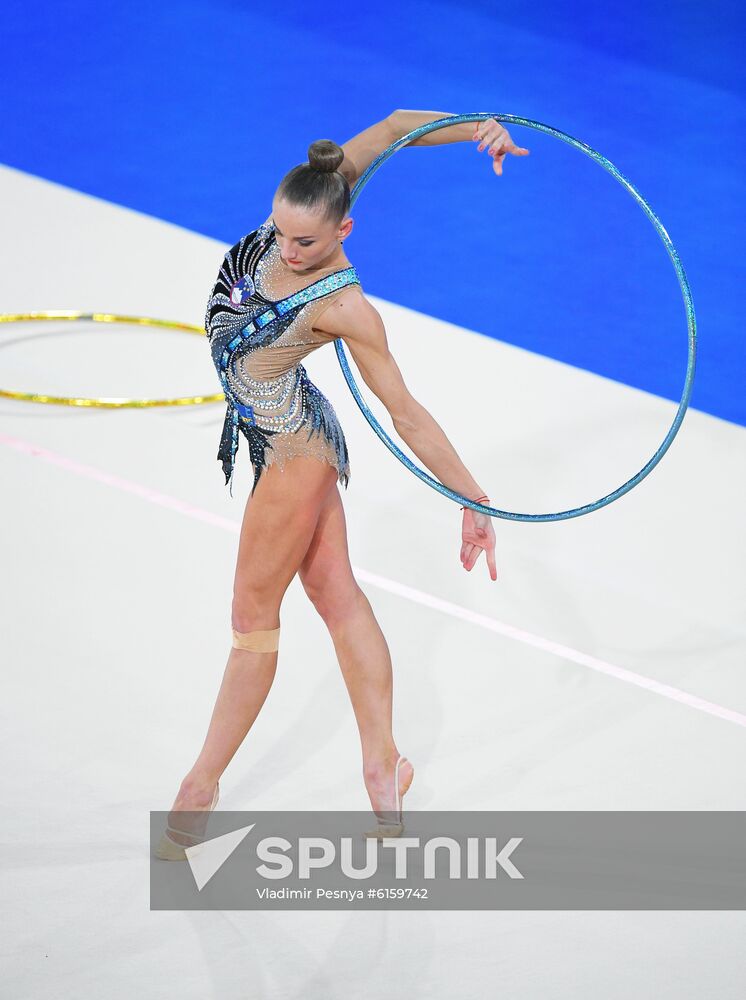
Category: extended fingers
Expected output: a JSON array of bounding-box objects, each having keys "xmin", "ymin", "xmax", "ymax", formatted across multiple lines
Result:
[
  {"xmin": 474, "ymin": 121, "xmax": 529, "ymax": 175},
  {"xmin": 491, "ymin": 142, "xmax": 529, "ymax": 175},
  {"xmin": 464, "ymin": 544, "xmax": 482, "ymax": 571},
  {"xmin": 486, "ymin": 542, "xmax": 498, "ymax": 582},
  {"xmin": 474, "ymin": 121, "xmax": 527, "ymax": 152},
  {"xmin": 474, "ymin": 119, "xmax": 503, "ymax": 152},
  {"xmin": 461, "ymin": 542, "xmax": 476, "ymax": 568}
]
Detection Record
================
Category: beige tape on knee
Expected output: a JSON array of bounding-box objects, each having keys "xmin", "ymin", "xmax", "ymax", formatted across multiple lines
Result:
[{"xmin": 232, "ymin": 626, "xmax": 281, "ymax": 652}]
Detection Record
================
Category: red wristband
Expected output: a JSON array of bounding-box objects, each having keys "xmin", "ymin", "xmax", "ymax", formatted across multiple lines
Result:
[{"xmin": 460, "ymin": 494, "xmax": 490, "ymax": 510}]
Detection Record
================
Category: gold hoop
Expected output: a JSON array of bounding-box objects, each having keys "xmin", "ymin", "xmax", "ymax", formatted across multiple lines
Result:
[{"xmin": 0, "ymin": 311, "xmax": 224, "ymax": 408}]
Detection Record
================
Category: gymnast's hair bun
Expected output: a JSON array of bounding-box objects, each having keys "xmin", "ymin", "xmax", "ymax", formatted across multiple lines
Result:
[
  {"xmin": 307, "ymin": 139, "xmax": 345, "ymax": 174},
  {"xmin": 277, "ymin": 140, "xmax": 350, "ymax": 224}
]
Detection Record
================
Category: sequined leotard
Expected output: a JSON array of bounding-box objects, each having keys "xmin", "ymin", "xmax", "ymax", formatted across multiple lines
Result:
[{"xmin": 204, "ymin": 217, "xmax": 361, "ymax": 496}]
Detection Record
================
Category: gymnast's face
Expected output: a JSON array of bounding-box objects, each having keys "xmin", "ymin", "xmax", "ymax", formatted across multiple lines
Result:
[{"xmin": 271, "ymin": 197, "xmax": 353, "ymax": 272}]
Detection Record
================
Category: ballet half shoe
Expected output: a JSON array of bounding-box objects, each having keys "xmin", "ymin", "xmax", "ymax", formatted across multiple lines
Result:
[
  {"xmin": 364, "ymin": 755, "xmax": 413, "ymax": 840},
  {"xmin": 155, "ymin": 782, "xmax": 220, "ymax": 861}
]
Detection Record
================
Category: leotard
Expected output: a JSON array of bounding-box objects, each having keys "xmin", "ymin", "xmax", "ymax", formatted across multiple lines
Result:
[{"xmin": 204, "ymin": 217, "xmax": 361, "ymax": 496}]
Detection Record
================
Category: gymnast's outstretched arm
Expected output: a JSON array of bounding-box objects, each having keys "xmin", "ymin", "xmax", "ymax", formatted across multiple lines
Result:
[
  {"xmin": 316, "ymin": 290, "xmax": 498, "ymax": 581},
  {"xmin": 387, "ymin": 109, "xmax": 529, "ymax": 176},
  {"xmin": 336, "ymin": 108, "xmax": 528, "ymax": 185},
  {"xmin": 337, "ymin": 113, "xmax": 402, "ymax": 186}
]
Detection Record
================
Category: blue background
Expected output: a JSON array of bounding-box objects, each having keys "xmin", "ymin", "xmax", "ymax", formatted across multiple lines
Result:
[{"xmin": 1, "ymin": 0, "xmax": 743, "ymax": 423}]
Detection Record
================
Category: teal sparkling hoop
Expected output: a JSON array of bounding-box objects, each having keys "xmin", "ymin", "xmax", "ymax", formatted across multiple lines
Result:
[{"xmin": 336, "ymin": 112, "xmax": 697, "ymax": 522}]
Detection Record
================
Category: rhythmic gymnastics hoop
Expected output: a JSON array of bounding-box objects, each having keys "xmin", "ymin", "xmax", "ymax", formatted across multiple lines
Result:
[
  {"xmin": 0, "ymin": 311, "xmax": 222, "ymax": 408},
  {"xmin": 337, "ymin": 112, "xmax": 697, "ymax": 522}
]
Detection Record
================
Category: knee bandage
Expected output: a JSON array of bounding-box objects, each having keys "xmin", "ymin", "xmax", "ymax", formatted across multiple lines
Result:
[{"xmin": 231, "ymin": 626, "xmax": 281, "ymax": 652}]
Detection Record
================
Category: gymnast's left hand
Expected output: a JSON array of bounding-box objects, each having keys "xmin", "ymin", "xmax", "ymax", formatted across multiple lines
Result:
[
  {"xmin": 473, "ymin": 118, "xmax": 529, "ymax": 176},
  {"xmin": 460, "ymin": 504, "xmax": 498, "ymax": 581}
]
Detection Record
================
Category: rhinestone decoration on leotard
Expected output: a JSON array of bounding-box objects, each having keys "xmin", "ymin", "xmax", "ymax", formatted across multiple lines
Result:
[
  {"xmin": 204, "ymin": 219, "xmax": 361, "ymax": 496},
  {"xmin": 226, "ymin": 365, "xmax": 305, "ymax": 431},
  {"xmin": 230, "ymin": 363, "xmax": 298, "ymax": 411}
]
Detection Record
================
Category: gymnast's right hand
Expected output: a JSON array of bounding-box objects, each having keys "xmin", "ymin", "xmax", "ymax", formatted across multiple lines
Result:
[
  {"xmin": 460, "ymin": 503, "xmax": 498, "ymax": 582},
  {"xmin": 473, "ymin": 119, "xmax": 530, "ymax": 177}
]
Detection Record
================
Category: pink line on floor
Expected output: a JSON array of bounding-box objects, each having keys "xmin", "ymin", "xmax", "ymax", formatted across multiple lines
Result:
[
  {"xmin": 4, "ymin": 430, "xmax": 746, "ymax": 729},
  {"xmin": 354, "ymin": 569, "xmax": 746, "ymax": 729},
  {"xmin": 0, "ymin": 431, "xmax": 240, "ymax": 533}
]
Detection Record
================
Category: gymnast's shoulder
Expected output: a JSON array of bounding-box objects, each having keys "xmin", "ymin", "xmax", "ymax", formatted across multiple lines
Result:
[{"xmin": 313, "ymin": 284, "xmax": 384, "ymax": 344}]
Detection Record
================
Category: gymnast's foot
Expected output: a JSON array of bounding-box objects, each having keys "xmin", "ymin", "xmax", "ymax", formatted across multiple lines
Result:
[
  {"xmin": 363, "ymin": 753, "xmax": 414, "ymax": 836},
  {"xmin": 155, "ymin": 775, "xmax": 220, "ymax": 858},
  {"xmin": 170, "ymin": 775, "xmax": 219, "ymax": 813}
]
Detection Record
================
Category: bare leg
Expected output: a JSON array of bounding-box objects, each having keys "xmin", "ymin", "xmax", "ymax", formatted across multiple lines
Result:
[
  {"xmin": 168, "ymin": 457, "xmax": 338, "ymax": 813},
  {"xmin": 172, "ymin": 644, "xmax": 279, "ymax": 808},
  {"xmin": 327, "ymin": 588, "xmax": 397, "ymax": 762},
  {"xmin": 298, "ymin": 487, "xmax": 414, "ymax": 813}
]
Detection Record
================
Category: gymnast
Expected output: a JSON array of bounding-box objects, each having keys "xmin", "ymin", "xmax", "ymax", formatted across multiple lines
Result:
[{"xmin": 156, "ymin": 109, "xmax": 529, "ymax": 858}]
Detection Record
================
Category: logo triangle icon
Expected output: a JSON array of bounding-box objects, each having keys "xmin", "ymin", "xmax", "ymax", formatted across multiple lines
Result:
[{"xmin": 183, "ymin": 823, "xmax": 256, "ymax": 891}]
